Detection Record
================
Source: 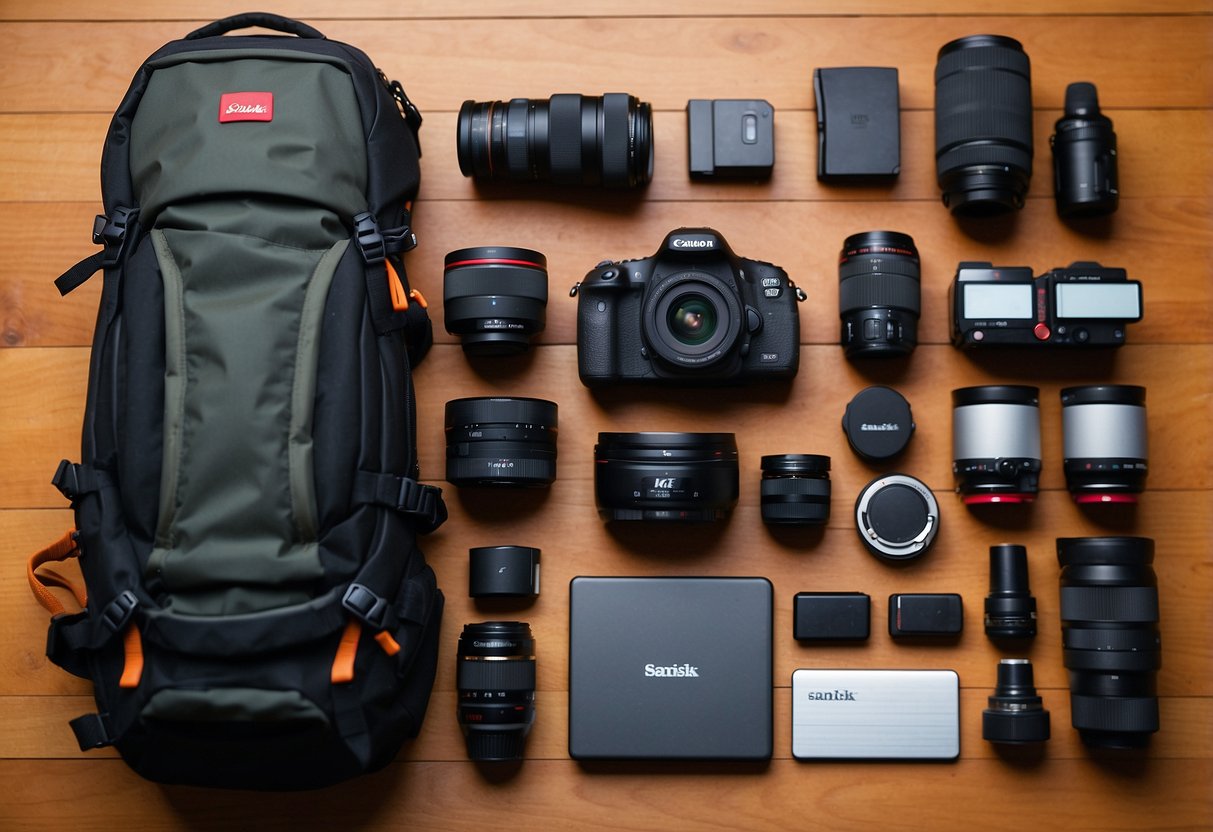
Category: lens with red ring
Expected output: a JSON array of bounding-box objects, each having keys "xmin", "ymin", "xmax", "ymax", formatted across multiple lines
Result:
[
  {"xmin": 952, "ymin": 385, "xmax": 1041, "ymax": 504},
  {"xmin": 444, "ymin": 246, "xmax": 548, "ymax": 356},
  {"xmin": 1061, "ymin": 385, "xmax": 1147, "ymax": 503}
]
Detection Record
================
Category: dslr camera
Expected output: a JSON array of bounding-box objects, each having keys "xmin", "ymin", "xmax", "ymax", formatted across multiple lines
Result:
[
  {"xmin": 573, "ymin": 228, "xmax": 803, "ymax": 386},
  {"xmin": 951, "ymin": 261, "xmax": 1141, "ymax": 348}
]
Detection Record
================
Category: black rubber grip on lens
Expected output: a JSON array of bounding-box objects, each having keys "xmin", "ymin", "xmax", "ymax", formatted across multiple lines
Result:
[
  {"xmin": 548, "ymin": 94, "xmax": 584, "ymax": 184},
  {"xmin": 935, "ymin": 39, "xmax": 1033, "ymax": 173},
  {"xmin": 457, "ymin": 659, "xmax": 536, "ymax": 691},
  {"xmin": 1063, "ymin": 647, "xmax": 1161, "ymax": 673},
  {"xmin": 505, "ymin": 99, "xmax": 531, "ymax": 180},
  {"xmin": 839, "ymin": 274, "xmax": 921, "ymax": 314},
  {"xmin": 762, "ymin": 478, "xmax": 831, "ymax": 499},
  {"xmin": 447, "ymin": 456, "xmax": 556, "ymax": 484},
  {"xmin": 1070, "ymin": 694, "xmax": 1160, "ymax": 733},
  {"xmin": 600, "ymin": 93, "xmax": 631, "ymax": 188},
  {"xmin": 1059, "ymin": 586, "xmax": 1159, "ymax": 623},
  {"xmin": 444, "ymin": 266, "xmax": 548, "ymax": 300},
  {"xmin": 1063, "ymin": 626, "xmax": 1160, "ymax": 652}
]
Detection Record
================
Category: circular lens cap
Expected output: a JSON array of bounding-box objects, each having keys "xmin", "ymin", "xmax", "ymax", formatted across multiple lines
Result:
[
  {"xmin": 842, "ymin": 386, "xmax": 915, "ymax": 461},
  {"xmin": 854, "ymin": 473, "xmax": 939, "ymax": 562}
]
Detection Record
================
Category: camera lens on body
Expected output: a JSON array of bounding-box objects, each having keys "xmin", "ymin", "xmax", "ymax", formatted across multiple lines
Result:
[
  {"xmin": 934, "ymin": 35, "xmax": 1034, "ymax": 215},
  {"xmin": 445, "ymin": 397, "xmax": 558, "ymax": 487},
  {"xmin": 456, "ymin": 621, "xmax": 536, "ymax": 761},
  {"xmin": 456, "ymin": 93, "xmax": 654, "ymax": 189},
  {"xmin": 838, "ymin": 231, "xmax": 921, "ymax": 358},
  {"xmin": 1057, "ymin": 537, "xmax": 1161, "ymax": 749},
  {"xmin": 760, "ymin": 454, "xmax": 831, "ymax": 526},
  {"xmin": 594, "ymin": 432, "xmax": 739, "ymax": 522},
  {"xmin": 952, "ymin": 385, "xmax": 1041, "ymax": 504},
  {"xmin": 1061, "ymin": 385, "xmax": 1147, "ymax": 503},
  {"xmin": 643, "ymin": 273, "xmax": 744, "ymax": 372},
  {"xmin": 444, "ymin": 247, "xmax": 548, "ymax": 356}
]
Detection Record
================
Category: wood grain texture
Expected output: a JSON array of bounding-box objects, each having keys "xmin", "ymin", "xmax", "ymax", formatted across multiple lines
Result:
[{"xmin": 1, "ymin": 3, "xmax": 1210, "ymax": 830}]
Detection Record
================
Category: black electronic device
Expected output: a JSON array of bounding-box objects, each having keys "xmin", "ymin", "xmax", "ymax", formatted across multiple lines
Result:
[
  {"xmin": 572, "ymin": 228, "xmax": 803, "ymax": 386},
  {"xmin": 1052, "ymin": 82, "xmax": 1119, "ymax": 217},
  {"xmin": 687, "ymin": 99, "xmax": 774, "ymax": 179},
  {"xmin": 793, "ymin": 592, "xmax": 870, "ymax": 641},
  {"xmin": 813, "ymin": 67, "xmax": 901, "ymax": 180},
  {"xmin": 568, "ymin": 576, "xmax": 773, "ymax": 761},
  {"xmin": 469, "ymin": 546, "xmax": 541, "ymax": 598},
  {"xmin": 888, "ymin": 593, "xmax": 964, "ymax": 637},
  {"xmin": 842, "ymin": 386, "xmax": 915, "ymax": 461},
  {"xmin": 950, "ymin": 261, "xmax": 1141, "ymax": 349}
]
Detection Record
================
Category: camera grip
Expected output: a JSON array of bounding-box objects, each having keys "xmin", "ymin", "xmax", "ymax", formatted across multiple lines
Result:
[{"xmin": 577, "ymin": 295, "xmax": 617, "ymax": 383}]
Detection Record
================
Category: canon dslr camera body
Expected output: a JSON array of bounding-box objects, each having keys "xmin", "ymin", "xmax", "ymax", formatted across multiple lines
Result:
[
  {"xmin": 951, "ymin": 261, "xmax": 1141, "ymax": 348},
  {"xmin": 575, "ymin": 228, "xmax": 801, "ymax": 386}
]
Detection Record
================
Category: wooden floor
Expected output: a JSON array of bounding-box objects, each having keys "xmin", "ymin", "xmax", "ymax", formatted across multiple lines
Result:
[{"xmin": 2, "ymin": 1, "xmax": 1211, "ymax": 829}]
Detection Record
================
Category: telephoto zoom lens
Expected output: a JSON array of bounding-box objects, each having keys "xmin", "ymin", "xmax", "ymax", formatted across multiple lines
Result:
[
  {"xmin": 952, "ymin": 385, "xmax": 1041, "ymax": 504},
  {"xmin": 760, "ymin": 454, "xmax": 831, "ymax": 526},
  {"xmin": 595, "ymin": 432, "xmax": 739, "ymax": 522},
  {"xmin": 456, "ymin": 622, "xmax": 536, "ymax": 762},
  {"xmin": 838, "ymin": 231, "xmax": 921, "ymax": 358},
  {"xmin": 444, "ymin": 247, "xmax": 548, "ymax": 356},
  {"xmin": 935, "ymin": 35, "xmax": 1033, "ymax": 215},
  {"xmin": 445, "ymin": 397, "xmax": 558, "ymax": 487},
  {"xmin": 457, "ymin": 93, "xmax": 654, "ymax": 189},
  {"xmin": 1061, "ymin": 385, "xmax": 1147, "ymax": 503},
  {"xmin": 1058, "ymin": 537, "xmax": 1161, "ymax": 749}
]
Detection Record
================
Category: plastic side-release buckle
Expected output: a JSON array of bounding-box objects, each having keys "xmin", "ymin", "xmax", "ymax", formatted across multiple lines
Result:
[
  {"xmin": 396, "ymin": 477, "xmax": 446, "ymax": 531},
  {"xmin": 353, "ymin": 212, "xmax": 386, "ymax": 264},
  {"xmin": 101, "ymin": 590, "xmax": 138, "ymax": 633},
  {"xmin": 51, "ymin": 460, "xmax": 99, "ymax": 501},
  {"xmin": 95, "ymin": 206, "xmax": 138, "ymax": 268},
  {"xmin": 342, "ymin": 583, "xmax": 390, "ymax": 630}
]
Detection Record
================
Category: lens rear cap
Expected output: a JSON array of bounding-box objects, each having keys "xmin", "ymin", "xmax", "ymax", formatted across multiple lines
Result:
[
  {"xmin": 842, "ymin": 386, "xmax": 915, "ymax": 461},
  {"xmin": 855, "ymin": 473, "xmax": 939, "ymax": 561}
]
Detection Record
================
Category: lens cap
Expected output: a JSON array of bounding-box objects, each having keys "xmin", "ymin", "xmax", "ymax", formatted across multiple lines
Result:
[
  {"xmin": 842, "ymin": 386, "xmax": 915, "ymax": 461},
  {"xmin": 854, "ymin": 473, "xmax": 939, "ymax": 561}
]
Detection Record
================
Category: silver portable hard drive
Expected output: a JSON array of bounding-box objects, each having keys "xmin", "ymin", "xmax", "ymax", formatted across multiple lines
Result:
[{"xmin": 791, "ymin": 669, "xmax": 960, "ymax": 760}]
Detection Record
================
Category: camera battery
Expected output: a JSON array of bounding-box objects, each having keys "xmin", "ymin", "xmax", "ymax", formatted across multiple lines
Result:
[
  {"xmin": 813, "ymin": 67, "xmax": 900, "ymax": 180},
  {"xmin": 793, "ymin": 592, "xmax": 870, "ymax": 641},
  {"xmin": 687, "ymin": 99, "xmax": 774, "ymax": 179},
  {"xmin": 888, "ymin": 593, "xmax": 964, "ymax": 638}
]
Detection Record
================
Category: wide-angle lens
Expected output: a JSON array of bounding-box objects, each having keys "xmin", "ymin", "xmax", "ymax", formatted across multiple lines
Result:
[
  {"xmin": 594, "ymin": 432, "xmax": 738, "ymax": 522},
  {"xmin": 444, "ymin": 246, "xmax": 548, "ymax": 356},
  {"xmin": 445, "ymin": 397, "xmax": 558, "ymax": 487}
]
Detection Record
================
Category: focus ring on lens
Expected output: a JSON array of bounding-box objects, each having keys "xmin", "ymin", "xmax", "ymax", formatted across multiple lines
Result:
[
  {"xmin": 447, "ymin": 457, "xmax": 555, "ymax": 484},
  {"xmin": 600, "ymin": 93, "xmax": 630, "ymax": 188},
  {"xmin": 1062, "ymin": 627, "xmax": 1160, "ymax": 652},
  {"xmin": 1059, "ymin": 586, "xmax": 1159, "ymax": 623},
  {"xmin": 1063, "ymin": 647, "xmax": 1160, "ymax": 673},
  {"xmin": 762, "ymin": 478, "xmax": 831, "ymax": 498},
  {"xmin": 457, "ymin": 659, "xmax": 537, "ymax": 690},
  {"xmin": 446, "ymin": 397, "xmax": 558, "ymax": 428},
  {"xmin": 548, "ymin": 94, "xmax": 584, "ymax": 184},
  {"xmin": 839, "ymin": 274, "xmax": 922, "ymax": 315},
  {"xmin": 1069, "ymin": 694, "xmax": 1160, "ymax": 733}
]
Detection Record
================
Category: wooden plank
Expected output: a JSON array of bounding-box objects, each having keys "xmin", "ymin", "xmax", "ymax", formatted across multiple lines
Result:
[
  {"xmin": 2, "ymin": 1, "xmax": 1210, "ymax": 22},
  {"xmin": 2, "ymin": 692, "xmax": 1209, "ymax": 761},
  {"xmin": 3, "ymin": 109, "xmax": 1209, "ymax": 205},
  {"xmin": 1, "ymin": 17, "xmax": 1210, "ymax": 113},
  {"xmin": 5, "ymin": 198, "xmax": 1210, "ymax": 349},
  {"xmin": 0, "ymin": 758, "xmax": 1209, "ymax": 831}
]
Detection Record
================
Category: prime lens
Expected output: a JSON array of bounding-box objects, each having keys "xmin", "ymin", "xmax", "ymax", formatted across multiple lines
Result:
[
  {"xmin": 985, "ymin": 544, "xmax": 1037, "ymax": 639},
  {"xmin": 838, "ymin": 231, "xmax": 921, "ymax": 358},
  {"xmin": 444, "ymin": 246, "xmax": 548, "ymax": 356},
  {"xmin": 1057, "ymin": 537, "xmax": 1161, "ymax": 749},
  {"xmin": 643, "ymin": 270, "xmax": 743, "ymax": 372},
  {"xmin": 1052, "ymin": 82, "xmax": 1119, "ymax": 218},
  {"xmin": 456, "ymin": 621, "xmax": 536, "ymax": 761},
  {"xmin": 457, "ymin": 93, "xmax": 654, "ymax": 189},
  {"xmin": 760, "ymin": 454, "xmax": 831, "ymax": 526},
  {"xmin": 595, "ymin": 432, "xmax": 738, "ymax": 522},
  {"xmin": 952, "ymin": 385, "xmax": 1041, "ymax": 504},
  {"xmin": 445, "ymin": 397, "xmax": 558, "ymax": 487},
  {"xmin": 935, "ymin": 35, "xmax": 1033, "ymax": 215},
  {"xmin": 1061, "ymin": 385, "xmax": 1147, "ymax": 503}
]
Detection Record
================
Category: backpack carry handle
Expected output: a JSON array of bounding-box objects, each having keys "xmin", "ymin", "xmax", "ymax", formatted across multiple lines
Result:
[{"xmin": 185, "ymin": 12, "xmax": 326, "ymax": 41}]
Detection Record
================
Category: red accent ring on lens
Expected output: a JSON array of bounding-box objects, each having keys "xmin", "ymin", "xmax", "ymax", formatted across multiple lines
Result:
[
  {"xmin": 963, "ymin": 493, "xmax": 1035, "ymax": 505},
  {"xmin": 1073, "ymin": 493, "xmax": 1139, "ymax": 504},
  {"xmin": 444, "ymin": 258, "xmax": 546, "ymax": 271}
]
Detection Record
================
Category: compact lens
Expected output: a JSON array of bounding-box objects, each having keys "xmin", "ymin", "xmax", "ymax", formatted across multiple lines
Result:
[
  {"xmin": 595, "ymin": 432, "xmax": 739, "ymax": 522},
  {"xmin": 760, "ymin": 454, "xmax": 831, "ymax": 526},
  {"xmin": 985, "ymin": 544, "xmax": 1037, "ymax": 639},
  {"xmin": 444, "ymin": 246, "xmax": 548, "ymax": 356},
  {"xmin": 935, "ymin": 35, "xmax": 1033, "ymax": 215},
  {"xmin": 838, "ymin": 231, "xmax": 921, "ymax": 358},
  {"xmin": 456, "ymin": 621, "xmax": 536, "ymax": 761},
  {"xmin": 1061, "ymin": 385, "xmax": 1147, "ymax": 503},
  {"xmin": 1052, "ymin": 82, "xmax": 1119, "ymax": 218},
  {"xmin": 1057, "ymin": 537, "xmax": 1161, "ymax": 749},
  {"xmin": 445, "ymin": 397, "xmax": 558, "ymax": 487},
  {"xmin": 853, "ymin": 473, "xmax": 940, "ymax": 562},
  {"xmin": 456, "ymin": 93, "xmax": 654, "ymax": 189},
  {"xmin": 952, "ymin": 385, "xmax": 1041, "ymax": 504},
  {"xmin": 982, "ymin": 659, "xmax": 1050, "ymax": 745}
]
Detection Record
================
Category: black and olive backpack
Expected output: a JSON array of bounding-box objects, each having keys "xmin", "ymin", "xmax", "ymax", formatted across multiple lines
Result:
[{"xmin": 26, "ymin": 12, "xmax": 447, "ymax": 790}]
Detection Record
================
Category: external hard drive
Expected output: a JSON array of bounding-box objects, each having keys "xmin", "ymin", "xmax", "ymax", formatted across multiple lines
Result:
[{"xmin": 791, "ymin": 669, "xmax": 960, "ymax": 760}]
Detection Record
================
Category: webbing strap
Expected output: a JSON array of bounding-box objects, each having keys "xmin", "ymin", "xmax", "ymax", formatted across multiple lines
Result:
[
  {"xmin": 331, "ymin": 619, "xmax": 362, "ymax": 684},
  {"xmin": 118, "ymin": 627, "xmax": 144, "ymax": 689},
  {"xmin": 352, "ymin": 470, "xmax": 447, "ymax": 533},
  {"xmin": 54, "ymin": 252, "xmax": 105, "ymax": 297},
  {"xmin": 27, "ymin": 531, "xmax": 84, "ymax": 617}
]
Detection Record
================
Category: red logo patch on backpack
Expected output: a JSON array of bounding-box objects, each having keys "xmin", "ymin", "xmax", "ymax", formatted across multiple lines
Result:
[{"xmin": 219, "ymin": 91, "xmax": 273, "ymax": 122}]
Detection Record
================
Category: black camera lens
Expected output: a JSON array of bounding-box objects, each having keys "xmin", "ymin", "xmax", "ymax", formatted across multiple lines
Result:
[
  {"xmin": 985, "ymin": 544, "xmax": 1037, "ymax": 639},
  {"xmin": 643, "ymin": 272, "xmax": 744, "ymax": 372},
  {"xmin": 853, "ymin": 473, "xmax": 940, "ymax": 562},
  {"xmin": 1052, "ymin": 82, "xmax": 1119, "ymax": 218},
  {"xmin": 952, "ymin": 385, "xmax": 1041, "ymax": 504},
  {"xmin": 935, "ymin": 35, "xmax": 1033, "ymax": 215},
  {"xmin": 838, "ymin": 231, "xmax": 921, "ymax": 358},
  {"xmin": 760, "ymin": 454, "xmax": 830, "ymax": 526},
  {"xmin": 595, "ymin": 432, "xmax": 739, "ymax": 522},
  {"xmin": 983, "ymin": 659, "xmax": 1050, "ymax": 745},
  {"xmin": 444, "ymin": 247, "xmax": 548, "ymax": 356},
  {"xmin": 456, "ymin": 621, "xmax": 536, "ymax": 761},
  {"xmin": 1057, "ymin": 537, "xmax": 1161, "ymax": 749},
  {"xmin": 457, "ymin": 93, "xmax": 654, "ymax": 189},
  {"xmin": 1061, "ymin": 385, "xmax": 1147, "ymax": 504},
  {"xmin": 667, "ymin": 294, "xmax": 719, "ymax": 345},
  {"xmin": 445, "ymin": 397, "xmax": 557, "ymax": 488}
]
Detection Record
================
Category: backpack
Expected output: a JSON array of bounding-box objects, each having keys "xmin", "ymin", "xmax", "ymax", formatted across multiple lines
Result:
[{"xmin": 25, "ymin": 12, "xmax": 448, "ymax": 790}]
